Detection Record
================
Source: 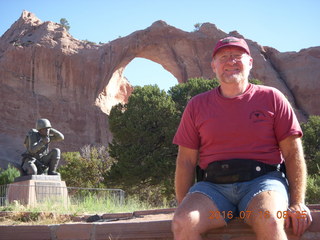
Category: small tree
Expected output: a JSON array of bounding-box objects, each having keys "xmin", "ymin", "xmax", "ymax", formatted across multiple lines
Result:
[
  {"xmin": 108, "ymin": 85, "xmax": 178, "ymax": 201},
  {"xmin": 60, "ymin": 145, "xmax": 114, "ymax": 188},
  {"xmin": 306, "ymin": 175, "xmax": 320, "ymax": 204},
  {"xmin": 169, "ymin": 77, "xmax": 219, "ymax": 115},
  {"xmin": 0, "ymin": 164, "xmax": 20, "ymax": 185},
  {"xmin": 194, "ymin": 23, "xmax": 202, "ymax": 31},
  {"xmin": 301, "ymin": 115, "xmax": 320, "ymax": 175},
  {"xmin": 301, "ymin": 115, "xmax": 320, "ymax": 204},
  {"xmin": 168, "ymin": 77, "xmax": 262, "ymax": 116},
  {"xmin": 249, "ymin": 78, "xmax": 263, "ymax": 85},
  {"xmin": 59, "ymin": 18, "xmax": 70, "ymax": 31}
]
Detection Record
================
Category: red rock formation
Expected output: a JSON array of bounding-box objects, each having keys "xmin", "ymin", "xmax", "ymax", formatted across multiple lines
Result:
[
  {"xmin": 0, "ymin": 11, "xmax": 319, "ymax": 168},
  {"xmin": 263, "ymin": 46, "xmax": 320, "ymax": 117}
]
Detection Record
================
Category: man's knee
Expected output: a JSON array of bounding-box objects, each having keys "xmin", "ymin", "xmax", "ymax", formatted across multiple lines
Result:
[
  {"xmin": 246, "ymin": 190, "xmax": 287, "ymax": 237},
  {"xmin": 172, "ymin": 207, "xmax": 204, "ymax": 237},
  {"xmin": 249, "ymin": 213, "xmax": 287, "ymax": 240},
  {"xmin": 172, "ymin": 193, "xmax": 226, "ymax": 236},
  {"xmin": 172, "ymin": 194, "xmax": 206, "ymax": 235},
  {"xmin": 172, "ymin": 210, "xmax": 184, "ymax": 234},
  {"xmin": 172, "ymin": 205, "xmax": 196, "ymax": 231},
  {"xmin": 250, "ymin": 212, "xmax": 284, "ymax": 229}
]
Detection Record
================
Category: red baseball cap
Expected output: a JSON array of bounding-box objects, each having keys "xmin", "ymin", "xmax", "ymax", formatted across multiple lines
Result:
[{"xmin": 212, "ymin": 36, "xmax": 251, "ymax": 58}]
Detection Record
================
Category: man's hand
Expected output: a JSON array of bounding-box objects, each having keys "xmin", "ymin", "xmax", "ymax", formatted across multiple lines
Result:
[{"xmin": 285, "ymin": 203, "xmax": 312, "ymax": 236}]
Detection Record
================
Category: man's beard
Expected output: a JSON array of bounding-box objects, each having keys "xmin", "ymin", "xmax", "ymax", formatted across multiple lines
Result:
[{"xmin": 219, "ymin": 71, "xmax": 247, "ymax": 84}]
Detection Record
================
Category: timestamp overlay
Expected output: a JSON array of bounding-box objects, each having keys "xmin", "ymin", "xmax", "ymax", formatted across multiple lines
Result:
[{"xmin": 209, "ymin": 210, "xmax": 307, "ymax": 220}]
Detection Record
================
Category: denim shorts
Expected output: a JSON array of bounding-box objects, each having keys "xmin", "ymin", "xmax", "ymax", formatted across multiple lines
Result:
[{"xmin": 189, "ymin": 171, "xmax": 289, "ymax": 222}]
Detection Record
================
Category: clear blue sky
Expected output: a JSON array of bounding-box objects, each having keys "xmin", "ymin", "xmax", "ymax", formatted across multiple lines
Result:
[{"xmin": 1, "ymin": 0, "xmax": 319, "ymax": 91}]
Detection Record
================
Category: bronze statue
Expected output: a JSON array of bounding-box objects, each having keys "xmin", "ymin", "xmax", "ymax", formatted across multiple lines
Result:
[{"xmin": 21, "ymin": 118, "xmax": 64, "ymax": 175}]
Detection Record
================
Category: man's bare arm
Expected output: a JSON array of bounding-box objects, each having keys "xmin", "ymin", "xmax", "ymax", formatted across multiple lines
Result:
[
  {"xmin": 280, "ymin": 135, "xmax": 306, "ymax": 204},
  {"xmin": 280, "ymin": 135, "xmax": 312, "ymax": 236},
  {"xmin": 174, "ymin": 146, "xmax": 198, "ymax": 204}
]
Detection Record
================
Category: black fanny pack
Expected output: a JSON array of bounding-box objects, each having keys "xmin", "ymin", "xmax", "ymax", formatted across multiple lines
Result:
[{"xmin": 199, "ymin": 159, "xmax": 284, "ymax": 184}]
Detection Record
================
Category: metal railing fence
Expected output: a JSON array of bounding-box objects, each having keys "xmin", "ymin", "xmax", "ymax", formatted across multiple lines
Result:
[{"xmin": 0, "ymin": 184, "xmax": 125, "ymax": 210}]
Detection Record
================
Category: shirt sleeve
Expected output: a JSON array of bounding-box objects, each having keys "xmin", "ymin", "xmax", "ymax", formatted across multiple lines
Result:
[
  {"xmin": 173, "ymin": 100, "xmax": 200, "ymax": 150},
  {"xmin": 273, "ymin": 89, "xmax": 302, "ymax": 142}
]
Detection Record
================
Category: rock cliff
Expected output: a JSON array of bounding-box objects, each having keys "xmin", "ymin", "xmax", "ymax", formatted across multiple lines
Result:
[{"xmin": 0, "ymin": 11, "xmax": 319, "ymax": 168}]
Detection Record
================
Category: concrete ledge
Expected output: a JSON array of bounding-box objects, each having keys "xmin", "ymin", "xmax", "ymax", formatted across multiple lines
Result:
[{"xmin": 0, "ymin": 207, "xmax": 319, "ymax": 240}]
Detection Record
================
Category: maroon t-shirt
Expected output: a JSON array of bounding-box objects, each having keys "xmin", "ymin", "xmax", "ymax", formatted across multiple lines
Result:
[{"xmin": 173, "ymin": 84, "xmax": 302, "ymax": 169}]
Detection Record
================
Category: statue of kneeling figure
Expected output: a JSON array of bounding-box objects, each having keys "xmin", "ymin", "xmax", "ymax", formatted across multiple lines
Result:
[{"xmin": 21, "ymin": 118, "xmax": 64, "ymax": 176}]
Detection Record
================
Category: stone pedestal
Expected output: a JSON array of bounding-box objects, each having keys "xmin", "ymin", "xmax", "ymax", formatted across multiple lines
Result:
[{"xmin": 7, "ymin": 175, "xmax": 69, "ymax": 207}]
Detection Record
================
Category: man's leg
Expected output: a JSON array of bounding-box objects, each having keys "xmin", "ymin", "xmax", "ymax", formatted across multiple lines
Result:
[
  {"xmin": 172, "ymin": 192, "xmax": 226, "ymax": 240},
  {"xmin": 246, "ymin": 190, "xmax": 288, "ymax": 240}
]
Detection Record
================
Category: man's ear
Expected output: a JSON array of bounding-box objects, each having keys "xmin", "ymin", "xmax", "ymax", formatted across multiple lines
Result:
[
  {"xmin": 211, "ymin": 60, "xmax": 216, "ymax": 73},
  {"xmin": 249, "ymin": 56, "xmax": 253, "ymax": 69}
]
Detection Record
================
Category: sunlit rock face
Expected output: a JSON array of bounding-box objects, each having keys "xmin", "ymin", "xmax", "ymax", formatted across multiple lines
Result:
[{"xmin": 0, "ymin": 11, "xmax": 318, "ymax": 168}]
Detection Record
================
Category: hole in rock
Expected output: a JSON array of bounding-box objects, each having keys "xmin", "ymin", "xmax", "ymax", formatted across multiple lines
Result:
[{"xmin": 124, "ymin": 58, "xmax": 177, "ymax": 92}]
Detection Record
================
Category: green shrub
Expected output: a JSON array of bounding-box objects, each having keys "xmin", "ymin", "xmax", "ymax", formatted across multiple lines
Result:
[
  {"xmin": 0, "ymin": 164, "xmax": 20, "ymax": 185},
  {"xmin": 301, "ymin": 115, "xmax": 320, "ymax": 175},
  {"xmin": 301, "ymin": 115, "xmax": 320, "ymax": 203},
  {"xmin": 306, "ymin": 175, "xmax": 320, "ymax": 204},
  {"xmin": 60, "ymin": 145, "xmax": 115, "ymax": 189}
]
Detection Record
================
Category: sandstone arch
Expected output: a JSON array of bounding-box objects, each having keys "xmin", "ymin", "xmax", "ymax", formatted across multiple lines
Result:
[{"xmin": 96, "ymin": 52, "xmax": 187, "ymax": 115}]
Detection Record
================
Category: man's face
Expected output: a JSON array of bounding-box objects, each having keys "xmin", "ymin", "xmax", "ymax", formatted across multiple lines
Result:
[
  {"xmin": 211, "ymin": 46, "xmax": 253, "ymax": 85},
  {"xmin": 39, "ymin": 128, "xmax": 50, "ymax": 136}
]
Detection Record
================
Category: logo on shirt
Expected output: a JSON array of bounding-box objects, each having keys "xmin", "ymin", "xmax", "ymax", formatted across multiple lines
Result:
[{"xmin": 250, "ymin": 110, "xmax": 267, "ymax": 123}]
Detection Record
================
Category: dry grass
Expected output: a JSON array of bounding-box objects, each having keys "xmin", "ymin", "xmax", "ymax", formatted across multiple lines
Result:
[
  {"xmin": 0, "ymin": 211, "xmax": 74, "ymax": 225},
  {"xmin": 0, "ymin": 195, "xmax": 170, "ymax": 225}
]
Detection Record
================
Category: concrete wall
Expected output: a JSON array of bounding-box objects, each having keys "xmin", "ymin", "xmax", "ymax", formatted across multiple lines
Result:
[{"xmin": 0, "ymin": 207, "xmax": 319, "ymax": 240}]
